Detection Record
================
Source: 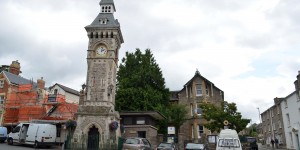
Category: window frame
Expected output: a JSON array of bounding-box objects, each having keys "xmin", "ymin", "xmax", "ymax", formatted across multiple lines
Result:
[
  {"xmin": 0, "ymin": 80, "xmax": 4, "ymax": 88},
  {"xmin": 0, "ymin": 95, "xmax": 4, "ymax": 105},
  {"xmin": 195, "ymin": 84, "xmax": 202, "ymax": 96}
]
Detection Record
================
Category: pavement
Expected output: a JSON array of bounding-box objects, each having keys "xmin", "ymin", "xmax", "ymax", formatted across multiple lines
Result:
[{"xmin": 258, "ymin": 143, "xmax": 286, "ymax": 150}]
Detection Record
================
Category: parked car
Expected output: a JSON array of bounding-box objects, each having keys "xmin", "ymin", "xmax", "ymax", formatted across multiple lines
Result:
[
  {"xmin": 156, "ymin": 142, "xmax": 178, "ymax": 150},
  {"xmin": 0, "ymin": 126, "xmax": 7, "ymax": 142},
  {"xmin": 185, "ymin": 143, "xmax": 208, "ymax": 150},
  {"xmin": 122, "ymin": 137, "xmax": 153, "ymax": 150},
  {"xmin": 216, "ymin": 129, "xmax": 242, "ymax": 150},
  {"xmin": 243, "ymin": 137, "xmax": 258, "ymax": 150}
]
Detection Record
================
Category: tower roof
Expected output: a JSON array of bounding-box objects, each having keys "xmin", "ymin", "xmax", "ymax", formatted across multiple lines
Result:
[
  {"xmin": 100, "ymin": 0, "xmax": 116, "ymax": 11},
  {"xmin": 85, "ymin": 0, "xmax": 120, "ymax": 28},
  {"xmin": 86, "ymin": 13, "xmax": 120, "ymax": 28}
]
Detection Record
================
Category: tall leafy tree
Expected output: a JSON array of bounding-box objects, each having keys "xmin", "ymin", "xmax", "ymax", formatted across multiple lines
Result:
[
  {"xmin": 116, "ymin": 48, "xmax": 169, "ymax": 111},
  {"xmin": 155, "ymin": 103, "xmax": 189, "ymax": 138},
  {"xmin": 200, "ymin": 101, "xmax": 250, "ymax": 133}
]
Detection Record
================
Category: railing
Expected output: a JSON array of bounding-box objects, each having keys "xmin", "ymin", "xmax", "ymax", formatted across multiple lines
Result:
[{"xmin": 48, "ymin": 94, "xmax": 57, "ymax": 102}]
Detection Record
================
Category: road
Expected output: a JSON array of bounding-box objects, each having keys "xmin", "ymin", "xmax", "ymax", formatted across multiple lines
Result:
[{"xmin": 0, "ymin": 142, "xmax": 62, "ymax": 150}]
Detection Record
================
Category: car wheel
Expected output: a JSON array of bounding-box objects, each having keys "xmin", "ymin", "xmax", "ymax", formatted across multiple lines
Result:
[
  {"xmin": 33, "ymin": 141, "xmax": 39, "ymax": 149},
  {"xmin": 7, "ymin": 138, "xmax": 13, "ymax": 145}
]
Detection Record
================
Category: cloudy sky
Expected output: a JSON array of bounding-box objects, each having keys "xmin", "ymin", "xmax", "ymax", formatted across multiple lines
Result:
[{"xmin": 0, "ymin": 0, "xmax": 299, "ymax": 124}]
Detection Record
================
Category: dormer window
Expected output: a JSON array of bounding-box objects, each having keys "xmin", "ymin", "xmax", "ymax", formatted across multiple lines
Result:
[
  {"xmin": 101, "ymin": 5, "xmax": 112, "ymax": 13},
  {"xmin": 100, "ymin": 18, "xmax": 108, "ymax": 24}
]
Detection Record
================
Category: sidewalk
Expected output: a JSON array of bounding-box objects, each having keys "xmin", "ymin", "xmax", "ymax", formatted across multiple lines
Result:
[{"xmin": 258, "ymin": 143, "xmax": 286, "ymax": 150}]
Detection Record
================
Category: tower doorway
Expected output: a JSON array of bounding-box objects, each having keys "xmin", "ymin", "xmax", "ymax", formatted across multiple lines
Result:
[{"xmin": 87, "ymin": 125, "xmax": 100, "ymax": 150}]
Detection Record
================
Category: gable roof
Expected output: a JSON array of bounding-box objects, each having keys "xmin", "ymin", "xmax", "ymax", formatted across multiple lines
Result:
[
  {"xmin": 50, "ymin": 83, "xmax": 79, "ymax": 96},
  {"xmin": 181, "ymin": 70, "xmax": 223, "ymax": 92},
  {"xmin": 2, "ymin": 71, "xmax": 37, "ymax": 87}
]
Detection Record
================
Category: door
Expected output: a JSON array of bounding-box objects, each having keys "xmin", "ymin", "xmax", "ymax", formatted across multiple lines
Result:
[
  {"xmin": 138, "ymin": 131, "xmax": 146, "ymax": 138},
  {"xmin": 87, "ymin": 126, "xmax": 99, "ymax": 150},
  {"xmin": 296, "ymin": 134, "xmax": 300, "ymax": 150}
]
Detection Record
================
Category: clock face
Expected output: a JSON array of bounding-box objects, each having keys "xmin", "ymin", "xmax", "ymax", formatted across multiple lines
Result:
[{"xmin": 97, "ymin": 46, "xmax": 107, "ymax": 56}]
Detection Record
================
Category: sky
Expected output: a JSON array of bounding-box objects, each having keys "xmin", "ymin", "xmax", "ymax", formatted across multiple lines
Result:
[{"xmin": 0, "ymin": 0, "xmax": 300, "ymax": 124}]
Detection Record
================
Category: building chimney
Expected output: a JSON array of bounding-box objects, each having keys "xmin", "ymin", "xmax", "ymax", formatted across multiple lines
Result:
[
  {"xmin": 9, "ymin": 60, "xmax": 21, "ymax": 75},
  {"xmin": 37, "ymin": 77, "xmax": 45, "ymax": 89},
  {"xmin": 274, "ymin": 97, "xmax": 284, "ymax": 104},
  {"xmin": 294, "ymin": 71, "xmax": 300, "ymax": 91}
]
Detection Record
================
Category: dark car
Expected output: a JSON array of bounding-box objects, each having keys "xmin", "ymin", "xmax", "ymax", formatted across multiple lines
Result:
[
  {"xmin": 122, "ymin": 137, "xmax": 152, "ymax": 150},
  {"xmin": 156, "ymin": 142, "xmax": 178, "ymax": 150},
  {"xmin": 185, "ymin": 143, "xmax": 208, "ymax": 150},
  {"xmin": 245, "ymin": 137, "xmax": 258, "ymax": 150}
]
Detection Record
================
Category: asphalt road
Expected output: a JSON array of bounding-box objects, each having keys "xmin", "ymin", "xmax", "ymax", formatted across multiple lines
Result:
[{"xmin": 0, "ymin": 142, "xmax": 62, "ymax": 150}]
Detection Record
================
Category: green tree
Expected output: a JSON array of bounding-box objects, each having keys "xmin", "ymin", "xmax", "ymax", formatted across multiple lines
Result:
[
  {"xmin": 200, "ymin": 101, "xmax": 250, "ymax": 133},
  {"xmin": 116, "ymin": 48, "xmax": 169, "ymax": 111},
  {"xmin": 156, "ymin": 103, "xmax": 189, "ymax": 138}
]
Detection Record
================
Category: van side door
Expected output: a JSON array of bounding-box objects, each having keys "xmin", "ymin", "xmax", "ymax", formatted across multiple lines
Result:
[{"xmin": 26, "ymin": 124, "xmax": 39, "ymax": 144}]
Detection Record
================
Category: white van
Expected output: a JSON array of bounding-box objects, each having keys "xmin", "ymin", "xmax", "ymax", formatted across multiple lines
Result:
[
  {"xmin": 216, "ymin": 129, "xmax": 242, "ymax": 150},
  {"xmin": 0, "ymin": 126, "xmax": 7, "ymax": 142},
  {"xmin": 7, "ymin": 123, "xmax": 57, "ymax": 148}
]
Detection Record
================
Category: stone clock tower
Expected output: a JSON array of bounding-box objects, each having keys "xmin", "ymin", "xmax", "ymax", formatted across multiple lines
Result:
[{"xmin": 72, "ymin": 0, "xmax": 123, "ymax": 149}]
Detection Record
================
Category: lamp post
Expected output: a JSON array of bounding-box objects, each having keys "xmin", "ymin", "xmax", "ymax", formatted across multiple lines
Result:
[
  {"xmin": 257, "ymin": 107, "xmax": 263, "ymax": 143},
  {"xmin": 257, "ymin": 107, "xmax": 261, "ymax": 123}
]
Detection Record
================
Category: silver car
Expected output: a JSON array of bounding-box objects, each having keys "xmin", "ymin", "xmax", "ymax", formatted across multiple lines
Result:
[{"xmin": 123, "ymin": 137, "xmax": 153, "ymax": 150}]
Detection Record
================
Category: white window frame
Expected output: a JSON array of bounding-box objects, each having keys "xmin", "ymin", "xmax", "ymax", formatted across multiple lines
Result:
[
  {"xmin": 195, "ymin": 84, "xmax": 202, "ymax": 96},
  {"xmin": 198, "ymin": 125, "xmax": 204, "ymax": 138},
  {"xmin": 0, "ymin": 95, "xmax": 4, "ymax": 104},
  {"xmin": 284, "ymin": 100, "xmax": 288, "ymax": 108},
  {"xmin": 289, "ymin": 132, "xmax": 293, "ymax": 145},
  {"xmin": 286, "ymin": 113, "xmax": 290, "ymax": 127},
  {"xmin": 205, "ymin": 84, "xmax": 209, "ymax": 96}
]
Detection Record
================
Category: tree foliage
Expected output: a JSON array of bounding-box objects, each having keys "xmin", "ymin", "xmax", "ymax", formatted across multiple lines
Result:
[
  {"xmin": 200, "ymin": 101, "xmax": 250, "ymax": 133},
  {"xmin": 155, "ymin": 103, "xmax": 189, "ymax": 135},
  {"xmin": 116, "ymin": 48, "xmax": 169, "ymax": 111}
]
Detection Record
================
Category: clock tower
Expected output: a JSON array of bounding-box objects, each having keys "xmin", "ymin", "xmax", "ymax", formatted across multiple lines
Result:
[{"xmin": 72, "ymin": 0, "xmax": 123, "ymax": 149}]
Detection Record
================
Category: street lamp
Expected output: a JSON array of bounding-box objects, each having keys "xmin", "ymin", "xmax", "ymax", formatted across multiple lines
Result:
[
  {"xmin": 257, "ymin": 107, "xmax": 261, "ymax": 123},
  {"xmin": 257, "ymin": 107, "xmax": 263, "ymax": 144}
]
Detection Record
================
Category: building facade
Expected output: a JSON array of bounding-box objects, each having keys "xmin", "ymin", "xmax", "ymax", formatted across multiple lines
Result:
[
  {"xmin": 0, "ymin": 60, "xmax": 45, "ymax": 126},
  {"xmin": 72, "ymin": 0, "xmax": 124, "ymax": 149},
  {"xmin": 170, "ymin": 70, "xmax": 224, "ymax": 148},
  {"xmin": 261, "ymin": 97, "xmax": 286, "ymax": 148},
  {"xmin": 48, "ymin": 83, "xmax": 80, "ymax": 104},
  {"xmin": 280, "ymin": 71, "xmax": 300, "ymax": 150},
  {"xmin": 120, "ymin": 111, "xmax": 166, "ymax": 147}
]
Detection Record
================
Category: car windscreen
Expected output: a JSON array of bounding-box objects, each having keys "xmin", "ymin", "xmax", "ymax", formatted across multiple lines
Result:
[
  {"xmin": 218, "ymin": 138, "xmax": 241, "ymax": 148},
  {"xmin": 158, "ymin": 143, "xmax": 172, "ymax": 148},
  {"xmin": 125, "ymin": 139, "xmax": 140, "ymax": 144}
]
